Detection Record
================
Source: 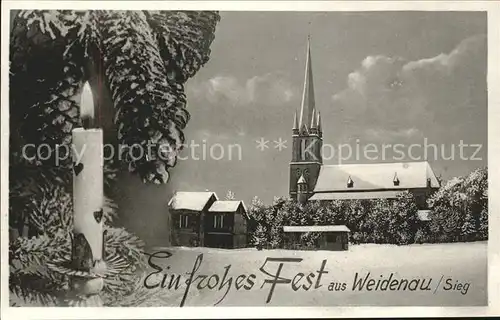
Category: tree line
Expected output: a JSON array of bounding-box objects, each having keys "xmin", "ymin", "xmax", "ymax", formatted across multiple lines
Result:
[{"xmin": 247, "ymin": 167, "xmax": 488, "ymax": 248}]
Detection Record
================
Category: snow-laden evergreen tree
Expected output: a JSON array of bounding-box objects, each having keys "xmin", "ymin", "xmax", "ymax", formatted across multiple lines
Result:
[
  {"xmin": 366, "ymin": 199, "xmax": 391, "ymax": 244},
  {"xmin": 461, "ymin": 211, "xmax": 477, "ymax": 242},
  {"xmin": 322, "ymin": 200, "xmax": 343, "ymax": 225},
  {"xmin": 428, "ymin": 167, "xmax": 487, "ymax": 243},
  {"xmin": 414, "ymin": 228, "xmax": 431, "ymax": 244},
  {"xmin": 391, "ymin": 192, "xmax": 419, "ymax": 245},
  {"xmin": 478, "ymin": 174, "xmax": 489, "ymax": 240},
  {"xmin": 478, "ymin": 204, "xmax": 488, "ymax": 240},
  {"xmin": 252, "ymin": 224, "xmax": 267, "ymax": 250},
  {"xmin": 11, "ymin": 10, "xmax": 219, "ymax": 183},
  {"xmin": 9, "ymin": 10, "xmax": 219, "ymax": 306},
  {"xmin": 225, "ymin": 190, "xmax": 235, "ymax": 200}
]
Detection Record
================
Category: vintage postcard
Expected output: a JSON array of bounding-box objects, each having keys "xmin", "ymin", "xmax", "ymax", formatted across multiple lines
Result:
[{"xmin": 1, "ymin": 1, "xmax": 500, "ymax": 319}]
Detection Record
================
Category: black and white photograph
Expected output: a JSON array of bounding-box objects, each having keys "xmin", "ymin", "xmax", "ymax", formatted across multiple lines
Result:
[{"xmin": 1, "ymin": 1, "xmax": 499, "ymax": 318}]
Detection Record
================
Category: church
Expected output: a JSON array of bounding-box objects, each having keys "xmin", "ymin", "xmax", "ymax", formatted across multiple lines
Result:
[{"xmin": 289, "ymin": 38, "xmax": 440, "ymax": 212}]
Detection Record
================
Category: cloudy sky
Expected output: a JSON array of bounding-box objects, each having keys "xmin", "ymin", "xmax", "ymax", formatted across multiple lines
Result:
[{"xmin": 169, "ymin": 11, "xmax": 487, "ymax": 204}]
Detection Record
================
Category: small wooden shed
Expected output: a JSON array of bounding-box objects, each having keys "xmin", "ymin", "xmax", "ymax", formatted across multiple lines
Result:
[
  {"xmin": 283, "ymin": 225, "xmax": 350, "ymax": 251},
  {"xmin": 205, "ymin": 200, "xmax": 248, "ymax": 249}
]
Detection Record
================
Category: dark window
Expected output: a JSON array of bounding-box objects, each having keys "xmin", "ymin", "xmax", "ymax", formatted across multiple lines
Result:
[
  {"xmin": 326, "ymin": 234, "xmax": 336, "ymax": 242},
  {"xmin": 416, "ymin": 195, "xmax": 426, "ymax": 208},
  {"xmin": 179, "ymin": 214, "xmax": 189, "ymax": 228}
]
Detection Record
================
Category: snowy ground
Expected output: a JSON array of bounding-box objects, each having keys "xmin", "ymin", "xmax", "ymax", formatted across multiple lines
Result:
[{"xmin": 139, "ymin": 241, "xmax": 487, "ymax": 307}]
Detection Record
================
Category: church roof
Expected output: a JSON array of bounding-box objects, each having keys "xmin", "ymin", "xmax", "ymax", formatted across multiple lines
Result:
[
  {"xmin": 309, "ymin": 190, "xmax": 402, "ymax": 201},
  {"xmin": 209, "ymin": 200, "xmax": 247, "ymax": 213},
  {"xmin": 168, "ymin": 191, "xmax": 218, "ymax": 211},
  {"xmin": 313, "ymin": 161, "xmax": 440, "ymax": 192}
]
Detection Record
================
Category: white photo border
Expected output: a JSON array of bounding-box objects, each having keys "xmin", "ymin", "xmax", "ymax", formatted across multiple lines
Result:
[{"xmin": 1, "ymin": 1, "xmax": 499, "ymax": 318}]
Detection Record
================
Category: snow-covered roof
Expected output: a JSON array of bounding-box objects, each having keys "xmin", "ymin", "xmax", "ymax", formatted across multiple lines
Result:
[
  {"xmin": 283, "ymin": 225, "xmax": 350, "ymax": 233},
  {"xmin": 313, "ymin": 161, "xmax": 440, "ymax": 192},
  {"xmin": 309, "ymin": 190, "xmax": 402, "ymax": 201},
  {"xmin": 417, "ymin": 210, "xmax": 432, "ymax": 221},
  {"xmin": 168, "ymin": 192, "xmax": 218, "ymax": 211},
  {"xmin": 208, "ymin": 200, "xmax": 247, "ymax": 213}
]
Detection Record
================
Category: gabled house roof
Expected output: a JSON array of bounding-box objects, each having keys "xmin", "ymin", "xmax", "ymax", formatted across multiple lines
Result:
[
  {"xmin": 313, "ymin": 161, "xmax": 440, "ymax": 193},
  {"xmin": 209, "ymin": 200, "xmax": 247, "ymax": 213},
  {"xmin": 168, "ymin": 191, "xmax": 218, "ymax": 211}
]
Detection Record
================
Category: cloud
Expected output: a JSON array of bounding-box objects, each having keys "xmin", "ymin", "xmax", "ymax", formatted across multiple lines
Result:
[
  {"xmin": 403, "ymin": 34, "xmax": 486, "ymax": 73},
  {"xmin": 187, "ymin": 73, "xmax": 295, "ymax": 107},
  {"xmin": 364, "ymin": 127, "xmax": 423, "ymax": 142},
  {"xmin": 332, "ymin": 34, "xmax": 487, "ymax": 142},
  {"xmin": 189, "ymin": 129, "xmax": 235, "ymax": 142}
]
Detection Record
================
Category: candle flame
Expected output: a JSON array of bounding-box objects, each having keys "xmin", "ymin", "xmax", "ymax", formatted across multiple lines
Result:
[{"xmin": 80, "ymin": 82, "xmax": 95, "ymax": 119}]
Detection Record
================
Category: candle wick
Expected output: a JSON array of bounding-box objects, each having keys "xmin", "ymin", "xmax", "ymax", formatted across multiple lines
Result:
[{"xmin": 82, "ymin": 115, "xmax": 94, "ymax": 129}]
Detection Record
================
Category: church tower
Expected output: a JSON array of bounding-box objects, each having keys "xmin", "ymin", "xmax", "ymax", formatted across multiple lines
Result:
[{"xmin": 289, "ymin": 37, "xmax": 323, "ymax": 202}]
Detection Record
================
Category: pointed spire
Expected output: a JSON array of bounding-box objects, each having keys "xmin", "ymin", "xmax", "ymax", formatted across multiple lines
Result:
[
  {"xmin": 316, "ymin": 111, "xmax": 322, "ymax": 132},
  {"xmin": 298, "ymin": 36, "xmax": 316, "ymax": 130},
  {"xmin": 297, "ymin": 174, "xmax": 307, "ymax": 184},
  {"xmin": 310, "ymin": 109, "xmax": 317, "ymax": 129},
  {"xmin": 292, "ymin": 111, "xmax": 299, "ymax": 131}
]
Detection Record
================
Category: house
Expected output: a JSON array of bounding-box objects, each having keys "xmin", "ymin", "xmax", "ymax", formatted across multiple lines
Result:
[
  {"xmin": 288, "ymin": 37, "xmax": 440, "ymax": 217},
  {"xmin": 168, "ymin": 191, "xmax": 218, "ymax": 247},
  {"xmin": 205, "ymin": 200, "xmax": 248, "ymax": 248},
  {"xmin": 168, "ymin": 192, "xmax": 248, "ymax": 248},
  {"xmin": 283, "ymin": 225, "xmax": 350, "ymax": 251}
]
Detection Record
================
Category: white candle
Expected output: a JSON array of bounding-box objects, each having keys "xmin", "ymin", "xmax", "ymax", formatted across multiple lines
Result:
[{"xmin": 72, "ymin": 128, "xmax": 104, "ymax": 261}]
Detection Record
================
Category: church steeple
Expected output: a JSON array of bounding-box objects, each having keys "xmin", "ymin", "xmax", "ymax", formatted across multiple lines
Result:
[
  {"xmin": 289, "ymin": 35, "xmax": 323, "ymax": 202},
  {"xmin": 298, "ymin": 36, "xmax": 316, "ymax": 130}
]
